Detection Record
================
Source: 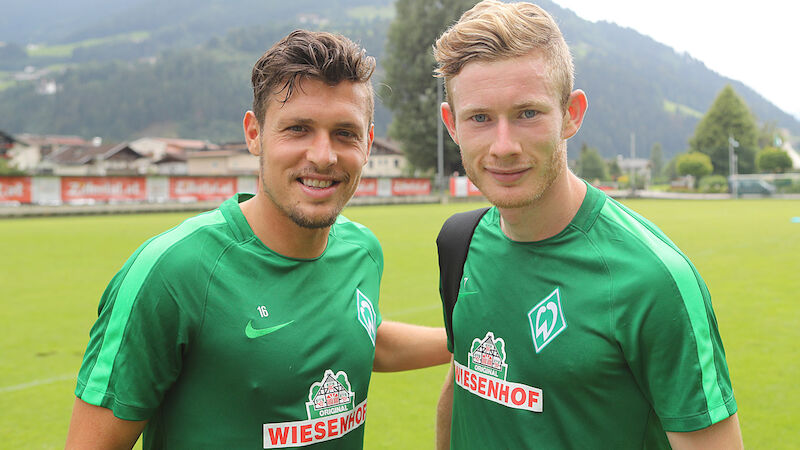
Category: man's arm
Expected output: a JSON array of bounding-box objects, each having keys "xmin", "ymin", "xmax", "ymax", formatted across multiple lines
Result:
[
  {"xmin": 435, "ymin": 359, "xmax": 454, "ymax": 450},
  {"xmin": 372, "ymin": 320, "xmax": 450, "ymax": 372},
  {"xmin": 65, "ymin": 398, "xmax": 147, "ymax": 450},
  {"xmin": 666, "ymin": 413, "xmax": 743, "ymax": 450}
]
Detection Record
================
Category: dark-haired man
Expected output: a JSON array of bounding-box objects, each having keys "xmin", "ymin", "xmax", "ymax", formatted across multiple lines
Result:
[{"xmin": 66, "ymin": 30, "xmax": 449, "ymax": 449}]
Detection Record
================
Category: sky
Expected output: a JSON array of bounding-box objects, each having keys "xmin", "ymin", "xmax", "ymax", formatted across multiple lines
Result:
[{"xmin": 551, "ymin": 0, "xmax": 800, "ymax": 120}]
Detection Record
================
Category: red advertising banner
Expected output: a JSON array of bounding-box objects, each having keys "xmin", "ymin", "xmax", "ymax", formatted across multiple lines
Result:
[
  {"xmin": 0, "ymin": 177, "xmax": 32, "ymax": 204},
  {"xmin": 467, "ymin": 178, "xmax": 482, "ymax": 196},
  {"xmin": 391, "ymin": 178, "xmax": 431, "ymax": 196},
  {"xmin": 354, "ymin": 178, "xmax": 378, "ymax": 197},
  {"xmin": 450, "ymin": 177, "xmax": 483, "ymax": 197},
  {"xmin": 169, "ymin": 177, "xmax": 236, "ymax": 201},
  {"xmin": 61, "ymin": 177, "xmax": 146, "ymax": 202}
]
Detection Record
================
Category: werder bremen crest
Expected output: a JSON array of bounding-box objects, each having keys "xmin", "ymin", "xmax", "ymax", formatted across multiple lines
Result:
[
  {"xmin": 468, "ymin": 332, "xmax": 508, "ymax": 380},
  {"xmin": 528, "ymin": 288, "xmax": 567, "ymax": 353},
  {"xmin": 306, "ymin": 370, "xmax": 355, "ymax": 419},
  {"xmin": 356, "ymin": 289, "xmax": 376, "ymax": 346}
]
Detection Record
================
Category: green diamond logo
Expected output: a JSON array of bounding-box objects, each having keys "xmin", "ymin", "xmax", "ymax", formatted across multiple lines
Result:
[{"xmin": 528, "ymin": 288, "xmax": 567, "ymax": 353}]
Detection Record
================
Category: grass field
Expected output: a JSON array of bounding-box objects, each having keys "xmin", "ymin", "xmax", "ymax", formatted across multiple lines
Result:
[{"xmin": 1, "ymin": 198, "xmax": 798, "ymax": 448}]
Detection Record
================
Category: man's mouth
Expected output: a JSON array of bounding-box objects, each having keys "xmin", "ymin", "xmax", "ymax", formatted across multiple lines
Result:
[{"xmin": 299, "ymin": 177, "xmax": 335, "ymax": 189}]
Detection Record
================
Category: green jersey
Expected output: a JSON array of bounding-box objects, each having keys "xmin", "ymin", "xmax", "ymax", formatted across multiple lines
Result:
[
  {"xmin": 446, "ymin": 184, "xmax": 736, "ymax": 449},
  {"xmin": 76, "ymin": 193, "xmax": 383, "ymax": 449}
]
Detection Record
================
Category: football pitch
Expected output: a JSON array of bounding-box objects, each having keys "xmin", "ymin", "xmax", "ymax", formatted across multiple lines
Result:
[{"xmin": 1, "ymin": 198, "xmax": 798, "ymax": 448}]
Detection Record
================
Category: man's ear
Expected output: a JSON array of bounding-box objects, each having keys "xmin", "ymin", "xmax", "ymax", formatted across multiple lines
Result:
[
  {"xmin": 441, "ymin": 102, "xmax": 459, "ymax": 145},
  {"xmin": 243, "ymin": 111, "xmax": 262, "ymax": 156},
  {"xmin": 562, "ymin": 90, "xmax": 588, "ymax": 140},
  {"xmin": 363, "ymin": 123, "xmax": 374, "ymax": 165}
]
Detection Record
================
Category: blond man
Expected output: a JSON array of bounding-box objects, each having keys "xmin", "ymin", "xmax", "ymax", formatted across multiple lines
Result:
[{"xmin": 433, "ymin": 1, "xmax": 742, "ymax": 448}]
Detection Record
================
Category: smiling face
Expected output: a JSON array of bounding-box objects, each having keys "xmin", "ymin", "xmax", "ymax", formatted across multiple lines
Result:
[
  {"xmin": 244, "ymin": 78, "xmax": 373, "ymax": 229},
  {"xmin": 441, "ymin": 51, "xmax": 585, "ymax": 210}
]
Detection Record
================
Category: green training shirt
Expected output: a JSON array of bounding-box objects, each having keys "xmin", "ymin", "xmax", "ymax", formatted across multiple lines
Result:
[
  {"xmin": 446, "ymin": 184, "xmax": 736, "ymax": 449},
  {"xmin": 76, "ymin": 193, "xmax": 383, "ymax": 449}
]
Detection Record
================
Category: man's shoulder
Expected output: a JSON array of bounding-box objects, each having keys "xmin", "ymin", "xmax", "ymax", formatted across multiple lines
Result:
[
  {"xmin": 591, "ymin": 199, "xmax": 703, "ymax": 295},
  {"xmin": 127, "ymin": 208, "xmax": 233, "ymax": 277},
  {"xmin": 331, "ymin": 215, "xmax": 382, "ymax": 263}
]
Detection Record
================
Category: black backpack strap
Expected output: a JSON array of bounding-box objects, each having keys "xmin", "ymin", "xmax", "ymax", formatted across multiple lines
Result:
[{"xmin": 436, "ymin": 207, "xmax": 491, "ymax": 347}]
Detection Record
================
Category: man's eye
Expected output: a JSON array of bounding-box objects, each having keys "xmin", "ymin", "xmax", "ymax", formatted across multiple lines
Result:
[
  {"xmin": 472, "ymin": 114, "xmax": 488, "ymax": 123},
  {"xmin": 337, "ymin": 130, "xmax": 356, "ymax": 138},
  {"xmin": 287, "ymin": 125, "xmax": 305, "ymax": 132},
  {"xmin": 522, "ymin": 110, "xmax": 537, "ymax": 119}
]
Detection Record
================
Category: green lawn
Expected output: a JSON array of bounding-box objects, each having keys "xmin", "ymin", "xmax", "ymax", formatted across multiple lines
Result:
[{"xmin": 0, "ymin": 199, "xmax": 797, "ymax": 448}]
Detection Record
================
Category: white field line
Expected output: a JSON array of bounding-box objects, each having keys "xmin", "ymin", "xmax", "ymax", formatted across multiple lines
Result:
[{"xmin": 0, "ymin": 374, "xmax": 76, "ymax": 394}]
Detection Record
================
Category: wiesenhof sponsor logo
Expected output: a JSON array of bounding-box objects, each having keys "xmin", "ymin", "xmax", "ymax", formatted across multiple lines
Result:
[
  {"xmin": 263, "ymin": 399, "xmax": 367, "ymax": 448},
  {"xmin": 454, "ymin": 361, "xmax": 542, "ymax": 412}
]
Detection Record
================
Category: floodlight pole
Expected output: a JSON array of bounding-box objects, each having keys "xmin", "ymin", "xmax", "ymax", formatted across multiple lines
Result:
[
  {"xmin": 729, "ymin": 134, "xmax": 739, "ymax": 198},
  {"xmin": 436, "ymin": 79, "xmax": 445, "ymax": 199}
]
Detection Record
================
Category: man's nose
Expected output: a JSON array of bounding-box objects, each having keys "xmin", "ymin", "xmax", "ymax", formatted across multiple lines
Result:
[
  {"xmin": 488, "ymin": 118, "xmax": 522, "ymax": 158},
  {"xmin": 307, "ymin": 133, "xmax": 337, "ymax": 168}
]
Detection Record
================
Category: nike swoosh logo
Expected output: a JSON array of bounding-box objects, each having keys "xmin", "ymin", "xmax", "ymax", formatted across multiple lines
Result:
[
  {"xmin": 245, "ymin": 320, "xmax": 294, "ymax": 339},
  {"xmin": 458, "ymin": 291, "xmax": 479, "ymax": 298}
]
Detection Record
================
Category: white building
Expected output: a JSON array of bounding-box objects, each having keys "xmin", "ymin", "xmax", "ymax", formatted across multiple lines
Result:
[{"xmin": 363, "ymin": 137, "xmax": 407, "ymax": 177}]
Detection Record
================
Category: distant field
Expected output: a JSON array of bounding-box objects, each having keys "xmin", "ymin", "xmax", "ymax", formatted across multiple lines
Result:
[
  {"xmin": 1, "ymin": 199, "xmax": 798, "ymax": 448},
  {"xmin": 347, "ymin": 5, "xmax": 395, "ymax": 20},
  {"xmin": 26, "ymin": 31, "xmax": 151, "ymax": 58}
]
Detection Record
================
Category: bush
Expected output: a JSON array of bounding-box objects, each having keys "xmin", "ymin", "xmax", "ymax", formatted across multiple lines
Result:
[
  {"xmin": 756, "ymin": 147, "xmax": 792, "ymax": 173},
  {"xmin": 677, "ymin": 152, "xmax": 713, "ymax": 184},
  {"xmin": 779, "ymin": 179, "xmax": 800, "ymax": 194},
  {"xmin": 698, "ymin": 175, "xmax": 729, "ymax": 193}
]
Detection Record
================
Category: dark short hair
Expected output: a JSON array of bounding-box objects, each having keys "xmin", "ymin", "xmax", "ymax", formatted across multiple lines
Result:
[{"xmin": 251, "ymin": 29, "xmax": 376, "ymax": 125}]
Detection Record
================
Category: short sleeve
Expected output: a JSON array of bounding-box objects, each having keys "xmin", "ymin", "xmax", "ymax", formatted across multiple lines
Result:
[
  {"xmin": 75, "ymin": 241, "xmax": 201, "ymax": 421},
  {"xmin": 613, "ymin": 256, "xmax": 736, "ymax": 432}
]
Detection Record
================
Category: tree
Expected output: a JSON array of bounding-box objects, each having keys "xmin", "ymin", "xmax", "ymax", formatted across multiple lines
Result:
[
  {"xmin": 758, "ymin": 121, "xmax": 784, "ymax": 149},
  {"xmin": 576, "ymin": 144, "xmax": 608, "ymax": 181},
  {"xmin": 649, "ymin": 143, "xmax": 664, "ymax": 182},
  {"xmin": 380, "ymin": 0, "xmax": 475, "ymax": 174},
  {"xmin": 676, "ymin": 152, "xmax": 713, "ymax": 186},
  {"xmin": 0, "ymin": 158, "xmax": 25, "ymax": 175},
  {"xmin": 663, "ymin": 155, "xmax": 680, "ymax": 180},
  {"xmin": 689, "ymin": 85, "xmax": 759, "ymax": 175},
  {"xmin": 608, "ymin": 157, "xmax": 622, "ymax": 181},
  {"xmin": 756, "ymin": 147, "xmax": 793, "ymax": 173}
]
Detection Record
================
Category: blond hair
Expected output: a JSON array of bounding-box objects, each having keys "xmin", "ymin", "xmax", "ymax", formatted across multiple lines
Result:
[{"xmin": 433, "ymin": 0, "xmax": 573, "ymax": 108}]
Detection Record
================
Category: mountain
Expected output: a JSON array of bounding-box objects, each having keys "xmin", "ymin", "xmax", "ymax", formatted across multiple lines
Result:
[
  {"xmin": 0, "ymin": 0, "xmax": 797, "ymax": 161},
  {"xmin": 543, "ymin": 0, "xmax": 799, "ymax": 158}
]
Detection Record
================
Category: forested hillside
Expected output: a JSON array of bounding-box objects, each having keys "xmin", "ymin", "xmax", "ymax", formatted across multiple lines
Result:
[{"xmin": 0, "ymin": 0, "xmax": 796, "ymax": 161}]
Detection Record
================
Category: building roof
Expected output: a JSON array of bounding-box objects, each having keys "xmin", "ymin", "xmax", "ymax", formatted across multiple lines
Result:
[
  {"xmin": 0, "ymin": 130, "xmax": 17, "ymax": 153},
  {"xmin": 186, "ymin": 147, "xmax": 251, "ymax": 159},
  {"xmin": 154, "ymin": 152, "xmax": 188, "ymax": 164},
  {"xmin": 146, "ymin": 137, "xmax": 218, "ymax": 150},
  {"xmin": 46, "ymin": 143, "xmax": 142, "ymax": 165},
  {"xmin": 371, "ymin": 137, "xmax": 403, "ymax": 156}
]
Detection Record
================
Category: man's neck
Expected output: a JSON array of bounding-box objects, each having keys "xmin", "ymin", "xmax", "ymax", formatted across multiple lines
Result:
[
  {"xmin": 239, "ymin": 194, "xmax": 330, "ymax": 259},
  {"xmin": 498, "ymin": 171, "xmax": 587, "ymax": 242}
]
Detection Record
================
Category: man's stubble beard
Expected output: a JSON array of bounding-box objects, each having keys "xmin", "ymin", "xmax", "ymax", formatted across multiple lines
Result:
[
  {"xmin": 465, "ymin": 142, "xmax": 567, "ymax": 209},
  {"xmin": 259, "ymin": 153, "xmax": 356, "ymax": 229}
]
